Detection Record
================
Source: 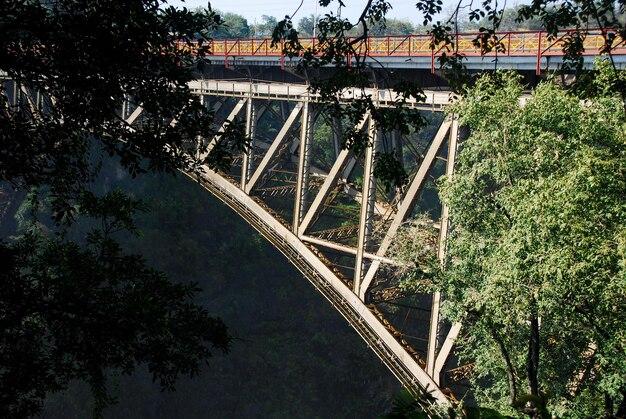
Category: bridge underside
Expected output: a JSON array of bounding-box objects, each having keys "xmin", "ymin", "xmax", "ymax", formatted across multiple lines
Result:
[
  {"xmin": 174, "ymin": 80, "xmax": 468, "ymax": 404},
  {"xmin": 198, "ymin": 56, "xmax": 626, "ymax": 89},
  {"xmin": 198, "ymin": 63, "xmax": 545, "ymax": 90}
]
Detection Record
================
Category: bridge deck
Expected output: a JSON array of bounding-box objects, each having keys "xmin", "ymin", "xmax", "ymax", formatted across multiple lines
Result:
[{"xmin": 196, "ymin": 29, "xmax": 626, "ymax": 73}]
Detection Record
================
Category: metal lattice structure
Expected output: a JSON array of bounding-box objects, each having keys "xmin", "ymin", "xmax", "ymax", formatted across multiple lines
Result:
[
  {"xmin": 171, "ymin": 80, "xmax": 463, "ymax": 404},
  {"xmin": 0, "ymin": 73, "xmax": 494, "ymax": 405}
]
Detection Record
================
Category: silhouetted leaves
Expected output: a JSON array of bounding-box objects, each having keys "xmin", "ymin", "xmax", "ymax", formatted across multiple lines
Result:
[
  {"xmin": 0, "ymin": 228, "xmax": 230, "ymax": 418},
  {"xmin": 0, "ymin": 2, "xmax": 235, "ymax": 416}
]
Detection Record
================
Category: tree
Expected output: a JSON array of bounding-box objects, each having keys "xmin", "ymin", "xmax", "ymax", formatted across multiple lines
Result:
[
  {"xmin": 368, "ymin": 18, "xmax": 415, "ymax": 36},
  {"xmin": 0, "ymin": 1, "xmax": 238, "ymax": 416},
  {"xmin": 0, "ymin": 198, "xmax": 231, "ymax": 418},
  {"xmin": 251, "ymin": 15, "xmax": 278, "ymax": 38},
  {"xmin": 346, "ymin": 17, "xmax": 415, "ymax": 36},
  {"xmin": 477, "ymin": 5, "xmax": 544, "ymax": 32},
  {"xmin": 392, "ymin": 65, "xmax": 626, "ymax": 417},
  {"xmin": 208, "ymin": 11, "xmax": 250, "ymax": 38},
  {"xmin": 297, "ymin": 14, "xmax": 318, "ymax": 37}
]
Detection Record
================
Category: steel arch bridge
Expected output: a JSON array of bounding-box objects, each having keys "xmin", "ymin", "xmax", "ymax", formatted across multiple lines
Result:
[
  {"xmin": 170, "ymin": 80, "xmax": 463, "ymax": 404},
  {"xmin": 4, "ymin": 26, "xmax": 626, "ymax": 409},
  {"xmin": 2, "ymin": 69, "xmax": 464, "ymax": 405}
]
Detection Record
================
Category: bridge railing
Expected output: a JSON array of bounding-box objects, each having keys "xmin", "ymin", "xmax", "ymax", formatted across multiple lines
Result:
[{"xmin": 185, "ymin": 29, "xmax": 625, "ymax": 73}]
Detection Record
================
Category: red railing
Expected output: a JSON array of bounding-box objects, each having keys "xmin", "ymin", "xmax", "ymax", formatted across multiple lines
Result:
[{"xmin": 193, "ymin": 29, "xmax": 626, "ymax": 73}]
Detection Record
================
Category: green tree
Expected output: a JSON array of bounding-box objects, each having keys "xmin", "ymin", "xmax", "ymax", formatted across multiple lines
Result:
[
  {"xmin": 208, "ymin": 11, "xmax": 250, "ymax": 38},
  {"xmin": 369, "ymin": 18, "xmax": 415, "ymax": 35},
  {"xmin": 297, "ymin": 14, "xmax": 318, "ymax": 37},
  {"xmin": 477, "ymin": 5, "xmax": 544, "ymax": 31},
  {"xmin": 0, "ymin": 0, "xmax": 237, "ymax": 416},
  {"xmin": 251, "ymin": 14, "xmax": 278, "ymax": 38},
  {"xmin": 346, "ymin": 17, "xmax": 415, "ymax": 36},
  {"xmin": 393, "ymin": 65, "xmax": 626, "ymax": 417}
]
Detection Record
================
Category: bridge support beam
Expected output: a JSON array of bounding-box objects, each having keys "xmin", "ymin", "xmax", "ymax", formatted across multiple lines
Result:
[
  {"xmin": 200, "ymin": 98, "xmax": 247, "ymax": 161},
  {"xmin": 427, "ymin": 117, "xmax": 459, "ymax": 381},
  {"xmin": 293, "ymin": 99, "xmax": 314, "ymax": 232},
  {"xmin": 298, "ymin": 117, "xmax": 367, "ymax": 236},
  {"xmin": 358, "ymin": 119, "xmax": 452, "ymax": 300},
  {"xmin": 241, "ymin": 95, "xmax": 257, "ymax": 191},
  {"xmin": 245, "ymin": 103, "xmax": 303, "ymax": 194},
  {"xmin": 354, "ymin": 116, "xmax": 378, "ymax": 295}
]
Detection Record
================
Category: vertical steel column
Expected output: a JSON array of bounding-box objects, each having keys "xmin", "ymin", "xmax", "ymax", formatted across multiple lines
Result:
[
  {"xmin": 354, "ymin": 116, "xmax": 378, "ymax": 295},
  {"xmin": 293, "ymin": 98, "xmax": 313, "ymax": 233},
  {"xmin": 241, "ymin": 94, "xmax": 256, "ymax": 190},
  {"xmin": 12, "ymin": 81, "xmax": 18, "ymax": 107},
  {"xmin": 390, "ymin": 129, "xmax": 403, "ymax": 202},
  {"xmin": 427, "ymin": 116, "xmax": 459, "ymax": 381},
  {"xmin": 332, "ymin": 117, "xmax": 343, "ymax": 159},
  {"xmin": 195, "ymin": 94, "xmax": 204, "ymax": 159}
]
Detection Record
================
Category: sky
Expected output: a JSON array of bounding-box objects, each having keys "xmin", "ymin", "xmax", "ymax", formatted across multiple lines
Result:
[{"xmin": 166, "ymin": 0, "xmax": 445, "ymax": 26}]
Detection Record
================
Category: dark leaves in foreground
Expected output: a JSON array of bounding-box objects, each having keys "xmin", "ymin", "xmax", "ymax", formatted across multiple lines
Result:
[{"xmin": 0, "ymin": 230, "xmax": 230, "ymax": 418}]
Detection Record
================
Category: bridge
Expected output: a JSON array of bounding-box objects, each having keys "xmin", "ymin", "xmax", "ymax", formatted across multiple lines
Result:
[
  {"xmin": 4, "ymin": 28, "xmax": 624, "ymax": 409},
  {"xmin": 197, "ymin": 29, "xmax": 626, "ymax": 75},
  {"xmin": 168, "ymin": 80, "xmax": 461, "ymax": 404}
]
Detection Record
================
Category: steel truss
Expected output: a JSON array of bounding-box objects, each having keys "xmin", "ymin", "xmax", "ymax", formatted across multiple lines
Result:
[
  {"xmin": 1, "ymin": 75, "xmax": 463, "ymax": 406},
  {"xmin": 185, "ymin": 80, "xmax": 461, "ymax": 405}
]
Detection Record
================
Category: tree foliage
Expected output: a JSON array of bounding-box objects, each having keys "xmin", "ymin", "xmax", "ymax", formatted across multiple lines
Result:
[
  {"xmin": 0, "ymin": 0, "xmax": 230, "ymax": 220},
  {"xmin": 392, "ymin": 64, "xmax": 626, "ymax": 417},
  {"xmin": 347, "ymin": 17, "xmax": 416, "ymax": 36},
  {"xmin": 0, "ymin": 1, "xmax": 237, "ymax": 416},
  {"xmin": 1, "ymin": 212, "xmax": 230, "ymax": 418},
  {"xmin": 207, "ymin": 10, "xmax": 250, "ymax": 38},
  {"xmin": 251, "ymin": 15, "xmax": 278, "ymax": 38},
  {"xmin": 297, "ymin": 14, "xmax": 318, "ymax": 37}
]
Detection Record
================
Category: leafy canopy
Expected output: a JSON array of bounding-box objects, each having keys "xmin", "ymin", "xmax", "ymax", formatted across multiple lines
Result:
[{"xmin": 0, "ymin": 1, "xmax": 238, "ymax": 416}]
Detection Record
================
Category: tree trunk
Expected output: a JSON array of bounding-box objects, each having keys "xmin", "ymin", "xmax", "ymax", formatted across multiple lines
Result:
[
  {"xmin": 606, "ymin": 392, "xmax": 614, "ymax": 418},
  {"xmin": 491, "ymin": 327, "xmax": 517, "ymax": 406},
  {"xmin": 526, "ymin": 295, "xmax": 540, "ymax": 417},
  {"xmin": 616, "ymin": 388, "xmax": 626, "ymax": 418}
]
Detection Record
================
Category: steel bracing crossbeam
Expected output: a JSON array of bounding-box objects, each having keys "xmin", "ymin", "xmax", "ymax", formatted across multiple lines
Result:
[{"xmin": 185, "ymin": 79, "xmax": 462, "ymax": 406}]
